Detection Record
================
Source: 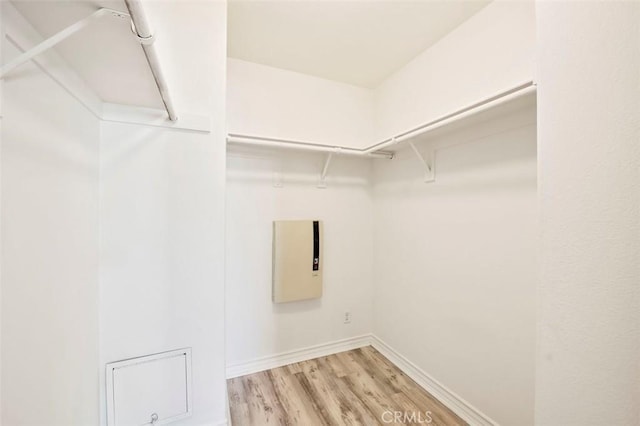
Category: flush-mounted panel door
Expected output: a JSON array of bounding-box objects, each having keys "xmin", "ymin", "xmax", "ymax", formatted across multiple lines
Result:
[
  {"xmin": 273, "ymin": 220, "xmax": 323, "ymax": 303},
  {"xmin": 106, "ymin": 348, "xmax": 192, "ymax": 426}
]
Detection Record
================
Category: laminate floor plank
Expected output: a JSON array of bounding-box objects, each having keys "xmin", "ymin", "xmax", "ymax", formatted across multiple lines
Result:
[
  {"xmin": 227, "ymin": 346, "xmax": 469, "ymax": 426},
  {"xmin": 298, "ymin": 358, "xmax": 375, "ymax": 425},
  {"xmin": 242, "ymin": 371, "xmax": 290, "ymax": 425},
  {"xmin": 286, "ymin": 361, "xmax": 303, "ymax": 375},
  {"xmin": 320, "ymin": 354, "xmax": 350, "ymax": 378},
  {"xmin": 391, "ymin": 392, "xmax": 434, "ymax": 426},
  {"xmin": 340, "ymin": 370, "xmax": 402, "ymax": 425},
  {"xmin": 359, "ymin": 347, "xmax": 467, "ymax": 426},
  {"xmin": 267, "ymin": 367, "xmax": 328, "ymax": 426},
  {"xmin": 315, "ymin": 356, "xmax": 381, "ymax": 425}
]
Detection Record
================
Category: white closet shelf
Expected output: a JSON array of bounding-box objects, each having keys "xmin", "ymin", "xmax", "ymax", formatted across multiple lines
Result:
[
  {"xmin": 227, "ymin": 80, "xmax": 536, "ymax": 158},
  {"xmin": 227, "ymin": 81, "xmax": 536, "ymax": 184},
  {"xmin": 1, "ymin": 1, "xmax": 177, "ymax": 122}
]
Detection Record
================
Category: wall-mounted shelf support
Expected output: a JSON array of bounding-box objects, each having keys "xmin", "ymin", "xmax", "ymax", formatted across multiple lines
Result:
[
  {"xmin": 408, "ymin": 141, "xmax": 436, "ymax": 182},
  {"xmin": 272, "ymin": 172, "xmax": 283, "ymax": 188},
  {"xmin": 408, "ymin": 141, "xmax": 435, "ymax": 183},
  {"xmin": 317, "ymin": 150, "xmax": 338, "ymax": 188}
]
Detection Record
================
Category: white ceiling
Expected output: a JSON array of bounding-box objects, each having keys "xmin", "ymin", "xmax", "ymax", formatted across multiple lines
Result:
[
  {"xmin": 11, "ymin": 0, "xmax": 163, "ymax": 109},
  {"xmin": 228, "ymin": 0, "xmax": 491, "ymax": 89}
]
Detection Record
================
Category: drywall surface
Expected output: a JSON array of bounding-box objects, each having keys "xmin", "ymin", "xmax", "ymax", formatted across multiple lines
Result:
[
  {"xmin": 99, "ymin": 2, "xmax": 228, "ymax": 425},
  {"xmin": 373, "ymin": 104, "xmax": 537, "ymax": 425},
  {"xmin": 535, "ymin": 2, "xmax": 640, "ymax": 425},
  {"xmin": 374, "ymin": 0, "xmax": 535, "ymax": 141},
  {"xmin": 100, "ymin": 122, "xmax": 226, "ymax": 426},
  {"xmin": 1, "ymin": 38, "xmax": 100, "ymax": 425},
  {"xmin": 227, "ymin": 58, "xmax": 375, "ymax": 149},
  {"xmin": 0, "ymin": 6, "xmax": 4, "ymax": 421},
  {"xmin": 225, "ymin": 148, "xmax": 374, "ymax": 366}
]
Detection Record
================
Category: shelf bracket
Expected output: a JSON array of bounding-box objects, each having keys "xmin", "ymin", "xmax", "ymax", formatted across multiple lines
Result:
[
  {"xmin": 272, "ymin": 172, "xmax": 283, "ymax": 188},
  {"xmin": 408, "ymin": 141, "xmax": 435, "ymax": 183},
  {"xmin": 317, "ymin": 148, "xmax": 340, "ymax": 188},
  {"xmin": 0, "ymin": 8, "xmax": 130, "ymax": 78}
]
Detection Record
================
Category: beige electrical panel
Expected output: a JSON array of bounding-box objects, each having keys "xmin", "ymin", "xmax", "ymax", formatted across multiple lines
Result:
[{"xmin": 272, "ymin": 220, "xmax": 323, "ymax": 303}]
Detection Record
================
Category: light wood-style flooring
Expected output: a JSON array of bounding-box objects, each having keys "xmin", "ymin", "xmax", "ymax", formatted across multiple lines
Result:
[{"xmin": 227, "ymin": 346, "xmax": 467, "ymax": 426}]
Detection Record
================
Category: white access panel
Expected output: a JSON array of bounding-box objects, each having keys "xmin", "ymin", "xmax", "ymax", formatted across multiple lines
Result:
[{"xmin": 106, "ymin": 348, "xmax": 192, "ymax": 426}]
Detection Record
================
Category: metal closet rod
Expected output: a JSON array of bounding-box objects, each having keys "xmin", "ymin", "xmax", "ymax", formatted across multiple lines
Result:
[
  {"xmin": 226, "ymin": 135, "xmax": 396, "ymax": 159},
  {"xmin": 124, "ymin": 0, "xmax": 177, "ymax": 121},
  {"xmin": 364, "ymin": 81, "xmax": 536, "ymax": 153},
  {"xmin": 227, "ymin": 81, "xmax": 536, "ymax": 158}
]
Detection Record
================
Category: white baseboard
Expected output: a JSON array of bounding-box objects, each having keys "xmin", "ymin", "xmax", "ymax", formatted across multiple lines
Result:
[
  {"xmin": 226, "ymin": 334, "xmax": 372, "ymax": 378},
  {"xmin": 194, "ymin": 419, "xmax": 227, "ymax": 426},
  {"xmin": 196, "ymin": 421, "xmax": 227, "ymax": 426},
  {"xmin": 370, "ymin": 335, "xmax": 498, "ymax": 426}
]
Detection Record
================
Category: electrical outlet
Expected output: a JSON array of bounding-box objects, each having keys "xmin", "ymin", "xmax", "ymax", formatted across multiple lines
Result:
[{"xmin": 344, "ymin": 311, "xmax": 351, "ymax": 324}]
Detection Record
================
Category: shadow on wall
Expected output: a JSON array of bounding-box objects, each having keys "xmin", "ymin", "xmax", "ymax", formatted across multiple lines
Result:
[
  {"xmin": 227, "ymin": 146, "xmax": 373, "ymax": 188},
  {"xmin": 374, "ymin": 99, "xmax": 537, "ymax": 193}
]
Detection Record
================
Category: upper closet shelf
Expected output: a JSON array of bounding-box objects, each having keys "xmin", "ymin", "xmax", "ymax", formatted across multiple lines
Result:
[
  {"xmin": 227, "ymin": 81, "xmax": 536, "ymax": 159},
  {"xmin": 228, "ymin": 81, "xmax": 535, "ymax": 184},
  {"xmin": 1, "ymin": 0, "xmax": 177, "ymax": 122}
]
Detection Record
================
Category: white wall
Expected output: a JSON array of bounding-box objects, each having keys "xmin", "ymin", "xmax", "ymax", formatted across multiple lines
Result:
[
  {"xmin": 1, "ymin": 35, "xmax": 100, "ymax": 426},
  {"xmin": 372, "ymin": 103, "xmax": 537, "ymax": 426},
  {"xmin": 535, "ymin": 2, "xmax": 640, "ymax": 425},
  {"xmin": 224, "ymin": 6, "xmax": 539, "ymax": 424},
  {"xmin": 227, "ymin": 58, "xmax": 374, "ymax": 149},
  {"xmin": 100, "ymin": 122, "xmax": 226, "ymax": 426},
  {"xmin": 374, "ymin": 0, "xmax": 535, "ymax": 141},
  {"xmin": 225, "ymin": 148, "xmax": 374, "ymax": 366},
  {"xmin": 0, "ymin": 6, "xmax": 4, "ymax": 421},
  {"xmin": 99, "ymin": 2, "xmax": 228, "ymax": 425},
  {"xmin": 225, "ymin": 57, "xmax": 377, "ymax": 368}
]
